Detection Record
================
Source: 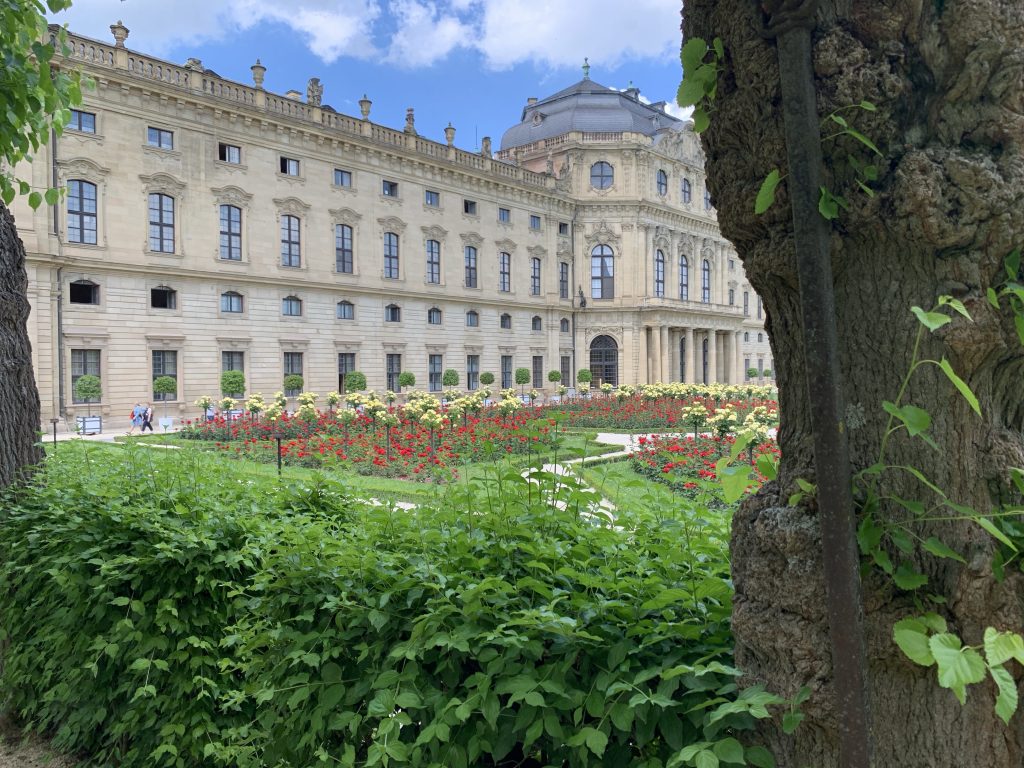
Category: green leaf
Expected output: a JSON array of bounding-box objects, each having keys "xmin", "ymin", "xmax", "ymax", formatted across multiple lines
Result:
[
  {"xmin": 796, "ymin": 477, "xmax": 816, "ymax": 494},
  {"xmin": 681, "ymin": 38, "xmax": 708, "ymax": 74},
  {"xmin": 938, "ymin": 295, "xmax": 972, "ymax": 320},
  {"xmin": 754, "ymin": 169, "xmax": 781, "ymax": 215},
  {"xmin": 756, "ymin": 452, "xmax": 777, "ymax": 481},
  {"xmin": 44, "ymin": 187, "xmax": 59, "ymax": 205},
  {"xmin": 695, "ymin": 750, "xmax": 720, "ymax": 768},
  {"xmin": 971, "ymin": 514, "xmax": 1016, "ymax": 551},
  {"xmin": 716, "ymin": 458, "xmax": 752, "ymax": 504},
  {"xmin": 829, "ymin": 114, "xmax": 848, "ymax": 128},
  {"xmin": 911, "ymin": 306, "xmax": 952, "ymax": 331},
  {"xmin": 781, "ymin": 710, "xmax": 804, "ymax": 734},
  {"xmin": 930, "ymin": 633, "xmax": 987, "ymax": 704},
  {"xmin": 893, "ymin": 618, "xmax": 935, "ymax": 666},
  {"xmin": 745, "ymin": 745, "xmax": 776, "ymax": 768},
  {"xmin": 712, "ymin": 37, "xmax": 725, "ymax": 60},
  {"xmin": 859, "ymin": 100, "xmax": 877, "ymax": 111},
  {"xmin": 818, "ymin": 187, "xmax": 839, "ymax": 220},
  {"xmin": 938, "ymin": 358, "xmax": 980, "ymax": 415},
  {"xmin": 922, "ymin": 537, "xmax": 965, "ymax": 563},
  {"xmin": 882, "ymin": 400, "xmax": 932, "ymax": 437},
  {"xmin": 1006, "ymin": 249, "xmax": 1021, "ymax": 281},
  {"xmin": 893, "ymin": 563, "xmax": 928, "ymax": 591},
  {"xmin": 692, "ymin": 108, "xmax": 710, "ymax": 133},
  {"xmin": 844, "ymin": 127, "xmax": 882, "ymax": 156},
  {"xmin": 983, "ymin": 628, "xmax": 1024, "ymax": 667},
  {"xmin": 990, "ymin": 665, "xmax": 1018, "ymax": 725},
  {"xmin": 677, "ymin": 78, "xmax": 707, "ymax": 108},
  {"xmin": 582, "ymin": 727, "xmax": 608, "ymax": 757},
  {"xmin": 987, "ymin": 287, "xmax": 1001, "ymax": 309},
  {"xmin": 27, "ymin": 190, "xmax": 42, "ymax": 209}
]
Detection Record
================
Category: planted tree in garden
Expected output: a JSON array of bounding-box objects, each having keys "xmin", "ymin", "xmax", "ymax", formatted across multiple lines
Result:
[
  {"xmin": 0, "ymin": 0, "xmax": 82, "ymax": 487},
  {"xmin": 397, "ymin": 371, "xmax": 415, "ymax": 391},
  {"xmin": 72, "ymin": 375, "xmax": 101, "ymax": 417},
  {"xmin": 514, "ymin": 367, "xmax": 530, "ymax": 395},
  {"xmin": 547, "ymin": 370, "xmax": 561, "ymax": 384},
  {"xmin": 746, "ymin": 367, "xmax": 758, "ymax": 380},
  {"xmin": 344, "ymin": 371, "xmax": 367, "ymax": 393},
  {"xmin": 442, "ymin": 369, "xmax": 459, "ymax": 388},
  {"xmin": 282, "ymin": 374, "xmax": 304, "ymax": 397},
  {"xmin": 152, "ymin": 376, "xmax": 177, "ymax": 416},
  {"xmin": 684, "ymin": 0, "xmax": 1024, "ymax": 764},
  {"xmin": 479, "ymin": 372, "xmax": 495, "ymax": 386},
  {"xmin": 220, "ymin": 370, "xmax": 245, "ymax": 399}
]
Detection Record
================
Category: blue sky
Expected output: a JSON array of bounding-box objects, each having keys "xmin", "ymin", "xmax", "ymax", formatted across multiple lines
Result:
[{"xmin": 53, "ymin": 0, "xmax": 688, "ymax": 151}]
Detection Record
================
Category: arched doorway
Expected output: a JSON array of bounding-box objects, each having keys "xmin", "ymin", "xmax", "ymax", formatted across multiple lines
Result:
[{"xmin": 589, "ymin": 335, "xmax": 618, "ymax": 386}]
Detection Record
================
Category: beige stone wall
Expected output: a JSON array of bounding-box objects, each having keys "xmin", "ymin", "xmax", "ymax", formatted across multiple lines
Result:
[{"xmin": 18, "ymin": 27, "xmax": 770, "ymax": 431}]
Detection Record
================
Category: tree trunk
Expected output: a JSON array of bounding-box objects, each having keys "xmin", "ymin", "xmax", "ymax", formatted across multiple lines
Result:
[
  {"xmin": 0, "ymin": 201, "xmax": 44, "ymax": 488},
  {"xmin": 684, "ymin": 0, "xmax": 1024, "ymax": 764}
]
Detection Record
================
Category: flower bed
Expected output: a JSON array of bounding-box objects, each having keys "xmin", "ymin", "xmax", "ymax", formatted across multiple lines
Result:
[
  {"xmin": 631, "ymin": 434, "xmax": 780, "ymax": 496},
  {"xmin": 542, "ymin": 393, "xmax": 778, "ymax": 431}
]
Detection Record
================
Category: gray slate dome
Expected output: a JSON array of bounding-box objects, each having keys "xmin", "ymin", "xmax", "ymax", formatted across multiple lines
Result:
[{"xmin": 500, "ymin": 77, "xmax": 683, "ymax": 151}]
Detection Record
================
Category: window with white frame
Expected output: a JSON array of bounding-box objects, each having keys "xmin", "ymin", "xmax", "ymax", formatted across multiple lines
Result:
[
  {"xmin": 498, "ymin": 252, "xmax": 511, "ymax": 292},
  {"xmin": 152, "ymin": 350, "xmax": 178, "ymax": 401},
  {"xmin": 384, "ymin": 232, "xmax": 400, "ymax": 278},
  {"xmin": 530, "ymin": 257, "xmax": 541, "ymax": 295},
  {"xmin": 219, "ymin": 205, "xmax": 242, "ymax": 260},
  {"xmin": 282, "ymin": 296, "xmax": 302, "ymax": 317},
  {"xmin": 654, "ymin": 250, "xmax": 665, "ymax": 297},
  {"xmin": 71, "ymin": 349, "xmax": 100, "ymax": 403},
  {"xmin": 69, "ymin": 109, "xmax": 96, "ymax": 133},
  {"xmin": 334, "ymin": 168, "xmax": 352, "ymax": 187},
  {"xmin": 148, "ymin": 193, "xmax": 175, "ymax": 252},
  {"xmin": 656, "ymin": 169, "xmax": 668, "ymax": 196},
  {"xmin": 531, "ymin": 315, "xmax": 542, "ymax": 331},
  {"xmin": 464, "ymin": 246, "xmax": 478, "ymax": 287},
  {"xmin": 466, "ymin": 310, "xmax": 479, "ymax": 327},
  {"xmin": 220, "ymin": 291, "xmax": 243, "ymax": 313},
  {"xmin": 466, "ymin": 355, "xmax": 480, "ymax": 390},
  {"xmin": 499, "ymin": 313, "xmax": 511, "ymax": 330},
  {"xmin": 218, "ymin": 143, "xmax": 241, "ymax": 164},
  {"xmin": 679, "ymin": 255, "xmax": 689, "ymax": 300},
  {"xmin": 591, "ymin": 244, "xmax": 614, "ymax": 299},
  {"xmin": 701, "ymin": 259, "xmax": 711, "ymax": 303},
  {"xmin": 147, "ymin": 126, "xmax": 173, "ymax": 149},
  {"xmin": 426, "ymin": 239, "xmax": 441, "ymax": 284},
  {"xmin": 280, "ymin": 156, "xmax": 300, "ymax": 176},
  {"xmin": 150, "ymin": 286, "xmax": 176, "ymax": 309},
  {"xmin": 280, "ymin": 215, "xmax": 301, "ymax": 267},
  {"xmin": 336, "ymin": 300, "xmax": 354, "ymax": 320},
  {"xmin": 335, "ymin": 224, "xmax": 353, "ymax": 273},
  {"xmin": 385, "ymin": 304, "xmax": 401, "ymax": 322},
  {"xmin": 428, "ymin": 354, "xmax": 443, "ymax": 392},
  {"xmin": 559, "ymin": 261, "xmax": 569, "ymax": 299},
  {"xmin": 284, "ymin": 352, "xmax": 303, "ymax": 395},
  {"xmin": 67, "ymin": 180, "xmax": 97, "ymax": 244},
  {"xmin": 427, "ymin": 307, "xmax": 442, "ymax": 325}
]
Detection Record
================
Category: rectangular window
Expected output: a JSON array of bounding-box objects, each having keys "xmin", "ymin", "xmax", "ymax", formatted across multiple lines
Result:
[
  {"xmin": 384, "ymin": 232, "xmax": 400, "ymax": 279},
  {"xmin": 744, "ymin": 358, "xmax": 751, "ymax": 377},
  {"xmin": 338, "ymin": 352, "xmax": 356, "ymax": 391},
  {"xmin": 560, "ymin": 356, "xmax": 571, "ymax": 388},
  {"xmin": 428, "ymin": 354, "xmax": 443, "ymax": 392},
  {"xmin": 148, "ymin": 193, "xmax": 175, "ymax": 253},
  {"xmin": 335, "ymin": 224, "xmax": 353, "ymax": 273},
  {"xmin": 280, "ymin": 215, "xmax": 301, "ymax": 267},
  {"xmin": 558, "ymin": 222, "xmax": 569, "ymax": 236},
  {"xmin": 67, "ymin": 180, "xmax": 97, "ymax": 245},
  {"xmin": 532, "ymin": 356, "xmax": 543, "ymax": 389},
  {"xmin": 219, "ymin": 204, "xmax": 242, "ymax": 260},
  {"xmin": 743, "ymin": 292, "xmax": 750, "ymax": 316},
  {"xmin": 498, "ymin": 207, "xmax": 511, "ymax": 223},
  {"xmin": 463, "ymin": 199, "xmax": 477, "ymax": 216},
  {"xmin": 426, "ymin": 240, "xmax": 441, "ymax": 284},
  {"xmin": 152, "ymin": 350, "xmax": 178, "ymax": 401},
  {"xmin": 757, "ymin": 296, "xmax": 763, "ymax": 319},
  {"xmin": 337, "ymin": 300, "xmax": 354, "ymax": 320},
  {"xmin": 221, "ymin": 351, "xmax": 244, "ymax": 372},
  {"xmin": 220, "ymin": 292, "xmax": 243, "ymax": 313},
  {"xmin": 280, "ymin": 156, "xmax": 300, "ymax": 176},
  {"xmin": 559, "ymin": 262, "xmax": 569, "ymax": 299},
  {"xmin": 386, "ymin": 353, "xmax": 402, "ymax": 392},
  {"xmin": 69, "ymin": 109, "xmax": 96, "ymax": 134},
  {"xmin": 501, "ymin": 355, "xmax": 513, "ymax": 389},
  {"xmin": 425, "ymin": 189, "xmax": 440, "ymax": 207},
  {"xmin": 150, "ymin": 286, "xmax": 176, "ymax": 309},
  {"xmin": 334, "ymin": 168, "xmax": 352, "ymax": 187},
  {"xmin": 284, "ymin": 352, "xmax": 303, "ymax": 396},
  {"xmin": 147, "ymin": 126, "xmax": 173, "ymax": 149},
  {"xmin": 382, "ymin": 179, "xmax": 399, "ymax": 197},
  {"xmin": 530, "ymin": 258, "xmax": 541, "ymax": 296},
  {"xmin": 464, "ymin": 246, "xmax": 478, "ymax": 288},
  {"xmin": 466, "ymin": 355, "xmax": 480, "ymax": 391},
  {"xmin": 71, "ymin": 349, "xmax": 100, "ymax": 403},
  {"xmin": 499, "ymin": 252, "xmax": 511, "ymax": 293},
  {"xmin": 529, "ymin": 214, "xmax": 541, "ymax": 231},
  {"xmin": 69, "ymin": 280, "xmax": 99, "ymax": 304},
  {"xmin": 218, "ymin": 143, "xmax": 241, "ymax": 164}
]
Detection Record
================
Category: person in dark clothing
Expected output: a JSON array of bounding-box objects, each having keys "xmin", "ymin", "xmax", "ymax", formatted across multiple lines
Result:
[{"xmin": 141, "ymin": 403, "xmax": 155, "ymax": 432}]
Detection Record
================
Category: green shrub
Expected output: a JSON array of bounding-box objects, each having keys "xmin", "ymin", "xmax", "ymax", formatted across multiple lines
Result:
[
  {"xmin": 344, "ymin": 371, "xmax": 367, "ymax": 392},
  {"xmin": 479, "ymin": 371, "xmax": 495, "ymax": 386},
  {"xmin": 576, "ymin": 369, "xmax": 592, "ymax": 384},
  {"xmin": 220, "ymin": 370, "xmax": 245, "ymax": 398},
  {"xmin": 547, "ymin": 370, "xmax": 561, "ymax": 383},
  {"xmin": 73, "ymin": 374, "xmax": 101, "ymax": 415},
  {"xmin": 397, "ymin": 371, "xmax": 415, "ymax": 389},
  {"xmin": 0, "ymin": 445, "xmax": 783, "ymax": 768},
  {"xmin": 282, "ymin": 374, "xmax": 304, "ymax": 394},
  {"xmin": 442, "ymin": 368, "xmax": 459, "ymax": 388}
]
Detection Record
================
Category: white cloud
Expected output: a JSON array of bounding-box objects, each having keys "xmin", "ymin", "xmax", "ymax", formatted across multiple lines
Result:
[
  {"xmin": 663, "ymin": 101, "xmax": 694, "ymax": 122},
  {"xmin": 387, "ymin": 1, "xmax": 470, "ymax": 67},
  {"xmin": 470, "ymin": 0, "xmax": 680, "ymax": 71},
  {"xmin": 52, "ymin": 0, "xmax": 381, "ymax": 62}
]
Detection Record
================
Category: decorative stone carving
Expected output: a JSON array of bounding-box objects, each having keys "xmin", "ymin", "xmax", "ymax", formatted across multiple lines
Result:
[
  {"xmin": 210, "ymin": 185, "xmax": 252, "ymax": 207},
  {"xmin": 583, "ymin": 220, "xmax": 620, "ymax": 250},
  {"xmin": 421, "ymin": 224, "xmax": 448, "ymax": 240},
  {"xmin": 404, "ymin": 108, "xmax": 416, "ymax": 135},
  {"xmin": 330, "ymin": 207, "xmax": 362, "ymax": 227},
  {"xmin": 272, "ymin": 196, "xmax": 311, "ymax": 216},
  {"xmin": 461, "ymin": 232, "xmax": 483, "ymax": 247},
  {"xmin": 139, "ymin": 172, "xmax": 186, "ymax": 196},
  {"xmin": 556, "ymin": 240, "xmax": 573, "ymax": 258},
  {"xmin": 307, "ymin": 77, "xmax": 323, "ymax": 107},
  {"xmin": 494, "ymin": 237, "xmax": 517, "ymax": 253},
  {"xmin": 377, "ymin": 216, "xmax": 407, "ymax": 234},
  {"xmin": 59, "ymin": 157, "xmax": 109, "ymax": 180},
  {"xmin": 527, "ymin": 245, "xmax": 547, "ymax": 258}
]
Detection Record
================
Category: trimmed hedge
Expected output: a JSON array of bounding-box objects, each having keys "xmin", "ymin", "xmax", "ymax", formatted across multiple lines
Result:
[{"xmin": 0, "ymin": 445, "xmax": 781, "ymax": 768}]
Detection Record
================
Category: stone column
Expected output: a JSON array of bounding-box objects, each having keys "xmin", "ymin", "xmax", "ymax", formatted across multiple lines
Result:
[
  {"xmin": 684, "ymin": 327, "xmax": 695, "ymax": 383},
  {"xmin": 723, "ymin": 331, "xmax": 734, "ymax": 384},
  {"xmin": 660, "ymin": 326, "xmax": 669, "ymax": 383},
  {"xmin": 708, "ymin": 330, "xmax": 718, "ymax": 384},
  {"xmin": 691, "ymin": 328, "xmax": 702, "ymax": 384},
  {"xmin": 651, "ymin": 324, "xmax": 662, "ymax": 383},
  {"xmin": 718, "ymin": 331, "xmax": 727, "ymax": 382},
  {"xmin": 734, "ymin": 331, "xmax": 743, "ymax": 384},
  {"xmin": 638, "ymin": 325, "xmax": 648, "ymax": 384}
]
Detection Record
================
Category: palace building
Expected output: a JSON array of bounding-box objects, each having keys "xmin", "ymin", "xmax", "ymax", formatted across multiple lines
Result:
[{"xmin": 13, "ymin": 22, "xmax": 772, "ymax": 428}]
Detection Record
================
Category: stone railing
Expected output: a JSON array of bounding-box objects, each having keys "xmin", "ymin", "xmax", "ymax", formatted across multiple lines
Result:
[
  {"xmin": 495, "ymin": 130, "xmax": 651, "ymax": 161},
  {"xmin": 53, "ymin": 26, "xmax": 553, "ymax": 190}
]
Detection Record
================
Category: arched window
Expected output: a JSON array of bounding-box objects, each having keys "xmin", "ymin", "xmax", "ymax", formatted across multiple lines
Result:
[
  {"xmin": 219, "ymin": 204, "xmax": 241, "ymax": 260},
  {"xmin": 337, "ymin": 300, "xmax": 354, "ymax": 320},
  {"xmin": 282, "ymin": 296, "xmax": 302, "ymax": 317},
  {"xmin": 280, "ymin": 214, "xmax": 301, "ymax": 267},
  {"xmin": 530, "ymin": 257, "xmax": 541, "ymax": 295},
  {"xmin": 744, "ymin": 332, "xmax": 750, "ymax": 342},
  {"xmin": 589, "ymin": 335, "xmax": 618, "ymax": 386},
  {"xmin": 220, "ymin": 291, "xmax": 243, "ymax": 313},
  {"xmin": 560, "ymin": 318, "xmax": 570, "ymax": 333},
  {"xmin": 335, "ymin": 224, "xmax": 353, "ymax": 273},
  {"xmin": 428, "ymin": 307, "xmax": 442, "ymax": 325},
  {"xmin": 681, "ymin": 178, "xmax": 692, "ymax": 204},
  {"xmin": 67, "ymin": 180, "xmax": 97, "ymax": 244},
  {"xmin": 701, "ymin": 259, "xmax": 711, "ymax": 303},
  {"xmin": 499, "ymin": 313, "xmax": 512, "ymax": 329},
  {"xmin": 531, "ymin": 315, "xmax": 542, "ymax": 331},
  {"xmin": 656, "ymin": 169, "xmax": 668, "ymax": 196},
  {"xmin": 69, "ymin": 279, "xmax": 99, "ymax": 305},
  {"xmin": 679, "ymin": 255, "xmax": 689, "ymax": 300},
  {"xmin": 590, "ymin": 161, "xmax": 613, "ymax": 189},
  {"xmin": 384, "ymin": 232, "xmax": 400, "ymax": 278},
  {"xmin": 498, "ymin": 252, "xmax": 511, "ymax": 292},
  {"xmin": 591, "ymin": 244, "xmax": 614, "ymax": 299},
  {"xmin": 728, "ymin": 288, "xmax": 735, "ymax": 305},
  {"xmin": 654, "ymin": 250, "xmax": 665, "ymax": 297},
  {"xmin": 466, "ymin": 310, "xmax": 479, "ymax": 327},
  {"xmin": 758, "ymin": 333, "xmax": 764, "ymax": 343},
  {"xmin": 148, "ymin": 193, "xmax": 175, "ymax": 253},
  {"xmin": 385, "ymin": 303, "xmax": 401, "ymax": 322},
  {"xmin": 426, "ymin": 239, "xmax": 441, "ymax": 284}
]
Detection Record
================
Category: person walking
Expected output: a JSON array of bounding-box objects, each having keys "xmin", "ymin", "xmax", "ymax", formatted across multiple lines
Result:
[
  {"xmin": 141, "ymin": 403, "xmax": 154, "ymax": 433},
  {"xmin": 127, "ymin": 402, "xmax": 144, "ymax": 435}
]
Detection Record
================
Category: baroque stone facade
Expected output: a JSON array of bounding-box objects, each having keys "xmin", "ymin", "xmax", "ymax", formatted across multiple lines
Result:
[{"xmin": 14, "ymin": 23, "xmax": 771, "ymax": 429}]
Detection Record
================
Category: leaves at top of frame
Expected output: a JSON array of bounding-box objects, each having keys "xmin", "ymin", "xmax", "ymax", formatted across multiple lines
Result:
[{"xmin": 755, "ymin": 170, "xmax": 782, "ymax": 215}]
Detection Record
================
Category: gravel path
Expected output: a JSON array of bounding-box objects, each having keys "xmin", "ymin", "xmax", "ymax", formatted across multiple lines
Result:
[{"xmin": 0, "ymin": 716, "xmax": 74, "ymax": 768}]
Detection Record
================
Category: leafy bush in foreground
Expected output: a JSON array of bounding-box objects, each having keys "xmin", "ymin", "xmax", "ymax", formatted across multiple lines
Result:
[{"xmin": 0, "ymin": 445, "xmax": 783, "ymax": 767}]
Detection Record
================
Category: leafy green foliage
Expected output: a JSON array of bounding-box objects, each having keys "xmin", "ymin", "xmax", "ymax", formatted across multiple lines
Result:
[
  {"xmin": 72, "ymin": 372, "xmax": 101, "ymax": 403},
  {"xmin": 754, "ymin": 170, "xmax": 782, "ymax": 215},
  {"xmin": 677, "ymin": 37, "xmax": 724, "ymax": 133},
  {"xmin": 442, "ymin": 368, "xmax": 459, "ymax": 388},
  {"xmin": 0, "ymin": 444, "xmax": 792, "ymax": 767},
  {"xmin": 547, "ymin": 370, "xmax": 561, "ymax": 383},
  {"xmin": 282, "ymin": 373, "xmax": 304, "ymax": 393},
  {"xmin": 0, "ymin": 0, "xmax": 83, "ymax": 208},
  {"xmin": 479, "ymin": 371, "xmax": 495, "ymax": 386},
  {"xmin": 220, "ymin": 369, "xmax": 245, "ymax": 397},
  {"xmin": 515, "ymin": 367, "xmax": 531, "ymax": 386},
  {"xmin": 398, "ymin": 371, "xmax": 416, "ymax": 388},
  {"xmin": 345, "ymin": 371, "xmax": 367, "ymax": 392},
  {"xmin": 576, "ymin": 368, "xmax": 592, "ymax": 384}
]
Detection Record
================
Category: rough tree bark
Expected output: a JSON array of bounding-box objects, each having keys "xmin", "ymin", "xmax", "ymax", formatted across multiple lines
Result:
[
  {"xmin": 684, "ymin": 0, "xmax": 1024, "ymax": 765},
  {"xmin": 0, "ymin": 201, "xmax": 44, "ymax": 488}
]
